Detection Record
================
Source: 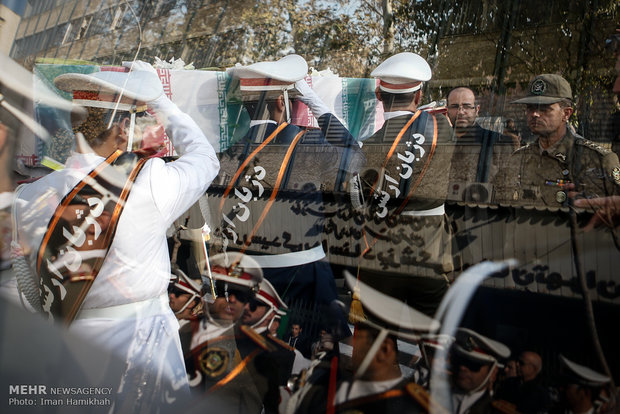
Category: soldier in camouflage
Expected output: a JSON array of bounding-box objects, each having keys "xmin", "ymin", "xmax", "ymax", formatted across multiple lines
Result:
[{"xmin": 493, "ymin": 74, "xmax": 620, "ymax": 207}]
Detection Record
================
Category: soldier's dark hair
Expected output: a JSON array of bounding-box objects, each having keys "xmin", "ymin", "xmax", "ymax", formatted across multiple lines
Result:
[
  {"xmin": 378, "ymin": 90, "xmax": 416, "ymax": 111},
  {"xmin": 74, "ymin": 107, "xmax": 111, "ymax": 148},
  {"xmin": 243, "ymin": 98, "xmax": 278, "ymax": 121}
]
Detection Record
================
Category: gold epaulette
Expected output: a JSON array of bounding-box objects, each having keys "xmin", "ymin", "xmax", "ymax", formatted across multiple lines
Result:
[
  {"xmin": 575, "ymin": 138, "xmax": 612, "ymax": 155},
  {"xmin": 405, "ymin": 383, "xmax": 430, "ymax": 411},
  {"xmin": 404, "ymin": 383, "xmax": 450, "ymax": 414},
  {"xmin": 491, "ymin": 399, "xmax": 521, "ymax": 414},
  {"xmin": 266, "ymin": 334, "xmax": 295, "ymax": 351},
  {"xmin": 240, "ymin": 325, "xmax": 276, "ymax": 351}
]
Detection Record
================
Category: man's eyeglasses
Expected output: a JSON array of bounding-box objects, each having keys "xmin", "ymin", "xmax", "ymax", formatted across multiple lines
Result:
[{"xmin": 448, "ymin": 104, "xmax": 476, "ymax": 111}]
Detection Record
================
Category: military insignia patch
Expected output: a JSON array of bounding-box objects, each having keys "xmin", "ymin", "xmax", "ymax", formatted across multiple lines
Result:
[
  {"xmin": 613, "ymin": 167, "xmax": 620, "ymax": 185},
  {"xmin": 199, "ymin": 347, "xmax": 229, "ymax": 378},
  {"xmin": 531, "ymin": 78, "xmax": 546, "ymax": 95}
]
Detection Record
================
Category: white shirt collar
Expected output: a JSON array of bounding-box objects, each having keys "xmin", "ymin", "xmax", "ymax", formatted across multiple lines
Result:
[
  {"xmin": 250, "ymin": 119, "xmax": 278, "ymax": 128},
  {"xmin": 452, "ymin": 389, "xmax": 487, "ymax": 414},
  {"xmin": 383, "ymin": 110, "xmax": 414, "ymax": 121}
]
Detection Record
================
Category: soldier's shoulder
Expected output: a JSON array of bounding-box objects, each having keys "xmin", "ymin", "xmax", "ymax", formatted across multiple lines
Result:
[
  {"xmin": 512, "ymin": 142, "xmax": 533, "ymax": 155},
  {"xmin": 575, "ymin": 137, "xmax": 614, "ymax": 156},
  {"xmin": 239, "ymin": 325, "xmax": 276, "ymax": 351},
  {"xmin": 403, "ymin": 382, "xmax": 432, "ymax": 411},
  {"xmin": 266, "ymin": 334, "xmax": 296, "ymax": 351}
]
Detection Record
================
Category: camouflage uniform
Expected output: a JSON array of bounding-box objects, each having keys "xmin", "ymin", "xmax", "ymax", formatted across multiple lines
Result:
[{"xmin": 493, "ymin": 129, "xmax": 620, "ymax": 207}]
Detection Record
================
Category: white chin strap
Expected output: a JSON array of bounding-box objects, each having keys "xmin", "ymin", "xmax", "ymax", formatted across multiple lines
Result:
[
  {"xmin": 251, "ymin": 307, "xmax": 275, "ymax": 330},
  {"xmin": 468, "ymin": 360, "xmax": 497, "ymax": 395},
  {"xmin": 127, "ymin": 111, "xmax": 136, "ymax": 150},
  {"xmin": 354, "ymin": 328, "xmax": 389, "ymax": 380},
  {"xmin": 283, "ymin": 88, "xmax": 291, "ymax": 123},
  {"xmin": 174, "ymin": 293, "xmax": 199, "ymax": 315}
]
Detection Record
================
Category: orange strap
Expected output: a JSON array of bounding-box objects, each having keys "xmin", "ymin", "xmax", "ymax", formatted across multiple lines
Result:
[
  {"xmin": 36, "ymin": 150, "xmax": 123, "ymax": 271},
  {"xmin": 219, "ymin": 122, "xmax": 289, "ymax": 213},
  {"xmin": 361, "ymin": 112, "xmax": 439, "ymax": 257},
  {"xmin": 334, "ymin": 388, "xmax": 407, "ymax": 411},
  {"xmin": 67, "ymin": 156, "xmax": 147, "ymax": 321},
  {"xmin": 239, "ymin": 129, "xmax": 306, "ymax": 254},
  {"xmin": 208, "ymin": 349, "xmax": 261, "ymax": 393},
  {"xmin": 368, "ymin": 110, "xmax": 422, "ymax": 197}
]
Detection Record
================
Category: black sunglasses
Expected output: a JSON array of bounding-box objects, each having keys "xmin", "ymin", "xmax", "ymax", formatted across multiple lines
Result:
[
  {"xmin": 214, "ymin": 281, "xmax": 253, "ymax": 303},
  {"xmin": 248, "ymin": 298, "xmax": 268, "ymax": 312},
  {"xmin": 451, "ymin": 354, "xmax": 490, "ymax": 372}
]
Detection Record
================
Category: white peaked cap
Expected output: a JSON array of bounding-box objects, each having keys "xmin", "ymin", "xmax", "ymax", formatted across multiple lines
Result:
[
  {"xmin": 209, "ymin": 252, "xmax": 263, "ymax": 290},
  {"xmin": 256, "ymin": 278, "xmax": 288, "ymax": 315},
  {"xmin": 227, "ymin": 54, "xmax": 308, "ymax": 83},
  {"xmin": 344, "ymin": 270, "xmax": 440, "ymax": 339},
  {"xmin": 452, "ymin": 328, "xmax": 511, "ymax": 364},
  {"xmin": 54, "ymin": 70, "xmax": 163, "ymax": 104},
  {"xmin": 371, "ymin": 52, "xmax": 432, "ymax": 94},
  {"xmin": 172, "ymin": 268, "xmax": 202, "ymax": 296},
  {"xmin": 559, "ymin": 355, "xmax": 610, "ymax": 387}
]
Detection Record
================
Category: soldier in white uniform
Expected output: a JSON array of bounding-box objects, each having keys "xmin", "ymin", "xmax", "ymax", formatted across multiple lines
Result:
[
  {"xmin": 449, "ymin": 328, "xmax": 511, "ymax": 414},
  {"xmin": 12, "ymin": 61, "xmax": 220, "ymax": 411},
  {"xmin": 551, "ymin": 355, "xmax": 613, "ymax": 414}
]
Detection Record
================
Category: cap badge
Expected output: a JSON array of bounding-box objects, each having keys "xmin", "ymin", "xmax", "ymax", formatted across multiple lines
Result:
[
  {"xmin": 199, "ymin": 347, "xmax": 230, "ymax": 378},
  {"xmin": 229, "ymin": 265, "xmax": 244, "ymax": 278},
  {"xmin": 531, "ymin": 78, "xmax": 547, "ymax": 95},
  {"xmin": 464, "ymin": 336, "xmax": 477, "ymax": 351}
]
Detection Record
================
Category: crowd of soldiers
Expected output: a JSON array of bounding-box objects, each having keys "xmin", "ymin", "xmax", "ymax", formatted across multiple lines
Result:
[{"xmin": 1, "ymin": 27, "xmax": 619, "ymax": 414}]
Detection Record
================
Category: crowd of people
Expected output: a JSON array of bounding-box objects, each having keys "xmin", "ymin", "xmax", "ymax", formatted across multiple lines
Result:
[{"xmin": 0, "ymin": 24, "xmax": 619, "ymax": 414}]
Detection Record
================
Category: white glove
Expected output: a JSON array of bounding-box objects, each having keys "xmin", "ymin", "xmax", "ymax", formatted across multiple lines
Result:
[
  {"xmin": 122, "ymin": 60, "xmax": 158, "ymax": 75},
  {"xmin": 294, "ymin": 79, "xmax": 330, "ymax": 118}
]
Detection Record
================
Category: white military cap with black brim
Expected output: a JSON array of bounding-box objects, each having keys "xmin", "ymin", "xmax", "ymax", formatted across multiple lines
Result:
[
  {"xmin": 370, "ymin": 52, "xmax": 432, "ymax": 94},
  {"xmin": 226, "ymin": 54, "xmax": 308, "ymax": 123},
  {"xmin": 450, "ymin": 328, "xmax": 511, "ymax": 394},
  {"xmin": 251, "ymin": 278, "xmax": 287, "ymax": 329},
  {"xmin": 54, "ymin": 70, "xmax": 163, "ymax": 111},
  {"xmin": 256, "ymin": 278, "xmax": 288, "ymax": 315},
  {"xmin": 54, "ymin": 70, "xmax": 164, "ymax": 150},
  {"xmin": 559, "ymin": 355, "xmax": 610, "ymax": 388},
  {"xmin": 452, "ymin": 328, "xmax": 510, "ymax": 365},
  {"xmin": 207, "ymin": 252, "xmax": 263, "ymax": 292},
  {"xmin": 227, "ymin": 54, "xmax": 308, "ymax": 93},
  {"xmin": 344, "ymin": 271, "xmax": 440, "ymax": 379},
  {"xmin": 170, "ymin": 268, "xmax": 202, "ymax": 315},
  {"xmin": 511, "ymin": 74, "xmax": 573, "ymax": 105},
  {"xmin": 0, "ymin": 52, "xmax": 86, "ymax": 140}
]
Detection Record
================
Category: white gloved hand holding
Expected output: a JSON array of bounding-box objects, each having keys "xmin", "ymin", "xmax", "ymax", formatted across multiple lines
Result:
[
  {"xmin": 294, "ymin": 79, "xmax": 330, "ymax": 118},
  {"xmin": 122, "ymin": 59, "xmax": 158, "ymax": 74},
  {"xmin": 121, "ymin": 60, "xmax": 173, "ymax": 110}
]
